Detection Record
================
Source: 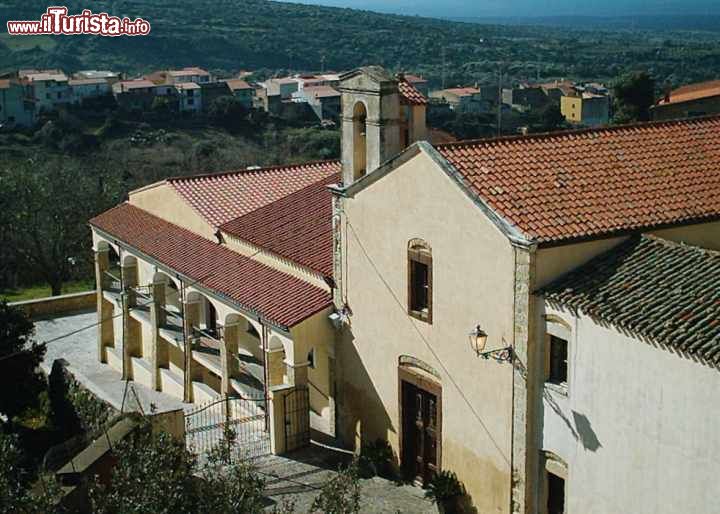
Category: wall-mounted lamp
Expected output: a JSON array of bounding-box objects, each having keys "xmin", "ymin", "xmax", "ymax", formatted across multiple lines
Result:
[{"xmin": 468, "ymin": 325, "xmax": 513, "ymax": 362}]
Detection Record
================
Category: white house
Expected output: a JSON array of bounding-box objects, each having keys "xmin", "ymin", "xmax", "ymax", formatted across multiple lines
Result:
[
  {"xmin": 176, "ymin": 82, "xmax": 202, "ymax": 113},
  {"xmin": 69, "ymin": 78, "xmax": 112, "ymax": 104},
  {"xmin": 20, "ymin": 70, "xmax": 71, "ymax": 112},
  {"xmin": 537, "ymin": 235, "xmax": 720, "ymax": 514}
]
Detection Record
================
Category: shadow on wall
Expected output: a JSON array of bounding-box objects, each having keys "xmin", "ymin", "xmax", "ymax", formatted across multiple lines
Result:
[
  {"xmin": 572, "ymin": 411, "xmax": 602, "ymax": 452},
  {"xmin": 543, "ymin": 390, "xmax": 602, "ymax": 452},
  {"xmin": 337, "ymin": 329, "xmax": 396, "ymax": 458}
]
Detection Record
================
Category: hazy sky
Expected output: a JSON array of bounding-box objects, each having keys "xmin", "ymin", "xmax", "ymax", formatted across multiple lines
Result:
[{"xmin": 279, "ymin": 0, "xmax": 720, "ymax": 18}]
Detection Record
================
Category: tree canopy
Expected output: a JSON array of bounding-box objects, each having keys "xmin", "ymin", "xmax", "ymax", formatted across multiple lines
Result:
[{"xmin": 0, "ymin": 302, "xmax": 46, "ymax": 421}]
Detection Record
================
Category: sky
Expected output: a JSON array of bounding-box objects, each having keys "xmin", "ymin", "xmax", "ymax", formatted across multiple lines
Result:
[{"xmin": 278, "ymin": 0, "xmax": 720, "ymax": 18}]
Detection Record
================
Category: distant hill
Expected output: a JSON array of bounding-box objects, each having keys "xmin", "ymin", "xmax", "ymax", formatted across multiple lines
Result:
[
  {"xmin": 451, "ymin": 15, "xmax": 720, "ymax": 32},
  {"xmin": 1, "ymin": 0, "xmax": 720, "ymax": 88}
]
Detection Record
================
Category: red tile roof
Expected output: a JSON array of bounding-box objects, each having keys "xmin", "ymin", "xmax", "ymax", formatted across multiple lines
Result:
[
  {"xmin": 224, "ymin": 79, "xmax": 253, "ymax": 91},
  {"xmin": 658, "ymin": 79, "xmax": 720, "ymax": 105},
  {"xmin": 221, "ymin": 173, "xmax": 341, "ymax": 276},
  {"xmin": 442, "ymin": 87, "xmax": 481, "ymax": 97},
  {"xmin": 167, "ymin": 161, "xmax": 341, "ymax": 228},
  {"xmin": 90, "ymin": 203, "xmax": 332, "ymax": 328},
  {"xmin": 398, "ymin": 79, "xmax": 427, "ymax": 106},
  {"xmin": 435, "ymin": 116, "xmax": 720, "ymax": 245}
]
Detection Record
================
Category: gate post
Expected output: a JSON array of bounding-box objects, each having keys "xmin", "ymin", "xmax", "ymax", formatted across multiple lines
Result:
[{"xmin": 268, "ymin": 384, "xmax": 293, "ymax": 455}]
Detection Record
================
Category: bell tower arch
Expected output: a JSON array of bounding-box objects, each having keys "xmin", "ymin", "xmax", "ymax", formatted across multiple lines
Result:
[{"xmin": 339, "ymin": 66, "xmax": 401, "ymax": 186}]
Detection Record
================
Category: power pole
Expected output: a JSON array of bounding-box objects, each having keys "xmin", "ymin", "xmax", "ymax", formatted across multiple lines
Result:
[{"xmin": 321, "ymin": 55, "xmax": 326, "ymax": 73}]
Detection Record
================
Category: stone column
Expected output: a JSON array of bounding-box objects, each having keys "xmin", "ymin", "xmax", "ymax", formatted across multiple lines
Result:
[
  {"xmin": 220, "ymin": 322, "xmax": 240, "ymax": 396},
  {"xmin": 266, "ymin": 348, "xmax": 286, "ymax": 387},
  {"xmin": 94, "ymin": 249, "xmax": 112, "ymax": 363},
  {"xmin": 149, "ymin": 282, "xmax": 165, "ymax": 391},
  {"xmin": 510, "ymin": 244, "xmax": 539, "ymax": 514},
  {"xmin": 122, "ymin": 262, "xmax": 138, "ymax": 307},
  {"xmin": 121, "ymin": 292, "xmax": 132, "ymax": 380},
  {"xmin": 182, "ymin": 299, "xmax": 200, "ymax": 403}
]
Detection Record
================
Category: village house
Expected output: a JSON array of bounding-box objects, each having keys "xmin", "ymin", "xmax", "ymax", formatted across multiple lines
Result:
[
  {"xmin": 223, "ymin": 78, "xmax": 256, "ymax": 109},
  {"xmin": 0, "ymin": 78, "xmax": 36, "ymax": 127},
  {"xmin": 560, "ymin": 92, "xmax": 610, "ymax": 127},
  {"xmin": 20, "ymin": 69, "xmax": 71, "ymax": 113},
  {"xmin": 112, "ymin": 79, "xmax": 158, "ymax": 111},
  {"xmin": 652, "ymin": 79, "xmax": 720, "ymax": 120},
  {"xmin": 175, "ymin": 82, "xmax": 202, "ymax": 113},
  {"xmin": 69, "ymin": 78, "xmax": 112, "ymax": 105},
  {"xmin": 429, "ymin": 86, "xmax": 491, "ymax": 113},
  {"xmin": 74, "ymin": 70, "xmax": 121, "ymax": 84},
  {"xmin": 502, "ymin": 84, "xmax": 549, "ymax": 112},
  {"xmin": 166, "ymin": 66, "xmax": 212, "ymax": 85},
  {"xmin": 292, "ymin": 85, "xmax": 341, "ymax": 122},
  {"xmin": 90, "ymin": 65, "xmax": 720, "ymax": 514}
]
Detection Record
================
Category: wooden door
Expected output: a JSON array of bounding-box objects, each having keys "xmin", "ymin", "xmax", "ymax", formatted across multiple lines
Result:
[{"xmin": 402, "ymin": 381, "xmax": 439, "ymax": 485}]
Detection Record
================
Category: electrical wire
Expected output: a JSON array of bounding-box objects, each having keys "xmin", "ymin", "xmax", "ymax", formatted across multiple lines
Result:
[{"xmin": 345, "ymin": 220, "xmax": 511, "ymax": 466}]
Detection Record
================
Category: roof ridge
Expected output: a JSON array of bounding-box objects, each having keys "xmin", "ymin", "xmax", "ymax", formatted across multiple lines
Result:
[
  {"xmin": 220, "ymin": 171, "xmax": 341, "ymax": 230},
  {"xmin": 166, "ymin": 159, "xmax": 341, "ymax": 183},
  {"xmin": 434, "ymin": 114, "xmax": 720, "ymax": 150},
  {"xmin": 642, "ymin": 234, "xmax": 720, "ymax": 259}
]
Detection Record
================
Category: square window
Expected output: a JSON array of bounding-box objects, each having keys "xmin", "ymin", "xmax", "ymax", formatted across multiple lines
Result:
[{"xmin": 548, "ymin": 335, "xmax": 568, "ymax": 385}]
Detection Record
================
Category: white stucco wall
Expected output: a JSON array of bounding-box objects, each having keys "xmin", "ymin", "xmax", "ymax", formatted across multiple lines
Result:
[{"xmin": 540, "ymin": 304, "xmax": 720, "ymax": 514}]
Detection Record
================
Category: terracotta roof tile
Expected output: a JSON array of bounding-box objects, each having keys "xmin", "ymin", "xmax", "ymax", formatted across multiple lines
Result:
[
  {"xmin": 398, "ymin": 79, "xmax": 427, "ymax": 106},
  {"xmin": 435, "ymin": 116, "xmax": 720, "ymax": 244},
  {"xmin": 168, "ymin": 161, "xmax": 341, "ymax": 228},
  {"xmin": 658, "ymin": 80, "xmax": 720, "ymax": 105},
  {"xmin": 220, "ymin": 173, "xmax": 341, "ymax": 276},
  {"xmin": 90, "ymin": 203, "xmax": 332, "ymax": 328},
  {"xmin": 541, "ymin": 235, "xmax": 720, "ymax": 364}
]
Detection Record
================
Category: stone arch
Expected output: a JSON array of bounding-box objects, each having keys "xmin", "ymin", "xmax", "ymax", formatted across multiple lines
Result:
[
  {"xmin": 398, "ymin": 355, "xmax": 441, "ymax": 381},
  {"xmin": 352, "ymin": 101, "xmax": 368, "ymax": 180},
  {"xmin": 185, "ymin": 290, "xmax": 220, "ymax": 337},
  {"xmin": 152, "ymin": 271, "xmax": 181, "ymax": 312}
]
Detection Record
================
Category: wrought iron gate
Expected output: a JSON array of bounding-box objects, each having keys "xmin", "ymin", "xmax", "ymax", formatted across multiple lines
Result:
[
  {"xmin": 184, "ymin": 394, "xmax": 269, "ymax": 459},
  {"xmin": 283, "ymin": 386, "xmax": 310, "ymax": 451}
]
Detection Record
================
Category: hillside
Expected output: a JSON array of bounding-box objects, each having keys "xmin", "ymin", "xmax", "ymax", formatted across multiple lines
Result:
[{"xmin": 1, "ymin": 0, "xmax": 720, "ymax": 87}]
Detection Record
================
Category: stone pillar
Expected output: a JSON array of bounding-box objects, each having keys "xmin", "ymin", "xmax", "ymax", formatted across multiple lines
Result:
[
  {"xmin": 510, "ymin": 244, "xmax": 539, "ymax": 514},
  {"xmin": 220, "ymin": 322, "xmax": 240, "ymax": 396},
  {"xmin": 149, "ymin": 282, "xmax": 165, "ymax": 391},
  {"xmin": 122, "ymin": 263, "xmax": 138, "ymax": 307},
  {"xmin": 268, "ymin": 384, "xmax": 293, "ymax": 455},
  {"xmin": 94, "ymin": 250, "xmax": 112, "ymax": 363},
  {"xmin": 266, "ymin": 348, "xmax": 286, "ymax": 387},
  {"xmin": 182, "ymin": 299, "xmax": 200, "ymax": 403}
]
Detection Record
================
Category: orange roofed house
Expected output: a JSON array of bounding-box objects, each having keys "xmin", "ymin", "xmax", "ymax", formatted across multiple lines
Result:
[
  {"xmin": 90, "ymin": 66, "xmax": 720, "ymax": 514},
  {"xmin": 652, "ymin": 79, "xmax": 720, "ymax": 121}
]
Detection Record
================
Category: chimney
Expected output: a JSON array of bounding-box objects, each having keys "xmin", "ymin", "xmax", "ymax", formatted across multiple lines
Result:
[{"xmin": 664, "ymin": 85, "xmax": 671, "ymax": 103}]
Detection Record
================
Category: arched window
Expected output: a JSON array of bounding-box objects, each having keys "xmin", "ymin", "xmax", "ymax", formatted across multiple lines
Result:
[
  {"xmin": 352, "ymin": 101, "xmax": 367, "ymax": 180},
  {"xmin": 407, "ymin": 239, "xmax": 432, "ymax": 324}
]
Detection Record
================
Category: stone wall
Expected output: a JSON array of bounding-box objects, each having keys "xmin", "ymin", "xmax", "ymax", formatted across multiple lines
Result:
[{"xmin": 10, "ymin": 291, "xmax": 96, "ymax": 319}]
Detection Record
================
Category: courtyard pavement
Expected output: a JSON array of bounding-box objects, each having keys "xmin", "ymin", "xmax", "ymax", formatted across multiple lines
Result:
[
  {"xmin": 33, "ymin": 309, "xmax": 186, "ymax": 414},
  {"xmin": 258, "ymin": 444, "xmax": 437, "ymax": 514}
]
